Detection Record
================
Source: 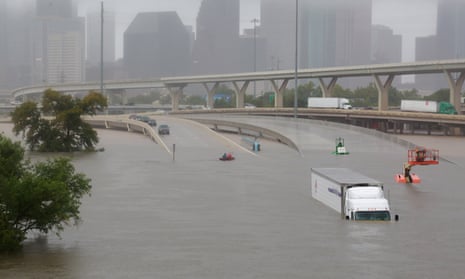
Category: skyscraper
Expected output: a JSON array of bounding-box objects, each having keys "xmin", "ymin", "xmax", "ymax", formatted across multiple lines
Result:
[
  {"xmin": 371, "ymin": 25, "xmax": 402, "ymax": 64},
  {"xmin": 260, "ymin": 0, "xmax": 295, "ymax": 70},
  {"xmin": 33, "ymin": 0, "xmax": 85, "ymax": 84},
  {"xmin": 36, "ymin": 0, "xmax": 75, "ymax": 18},
  {"xmin": 0, "ymin": 0, "xmax": 8, "ymax": 89},
  {"xmin": 415, "ymin": 0, "xmax": 465, "ymax": 91},
  {"xmin": 300, "ymin": 0, "xmax": 372, "ymax": 69},
  {"xmin": 192, "ymin": 0, "xmax": 241, "ymax": 74},
  {"xmin": 436, "ymin": 0, "xmax": 465, "ymax": 60},
  {"xmin": 0, "ymin": 1, "xmax": 35, "ymax": 89},
  {"xmin": 123, "ymin": 12, "xmax": 190, "ymax": 79},
  {"xmin": 86, "ymin": 9, "xmax": 116, "ymax": 65}
]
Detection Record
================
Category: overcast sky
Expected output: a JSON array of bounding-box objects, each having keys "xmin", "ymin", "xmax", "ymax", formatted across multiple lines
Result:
[{"xmin": 77, "ymin": 0, "xmax": 437, "ymax": 61}]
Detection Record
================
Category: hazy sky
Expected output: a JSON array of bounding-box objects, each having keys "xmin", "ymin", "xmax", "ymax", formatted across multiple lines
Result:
[{"xmin": 76, "ymin": 0, "xmax": 437, "ymax": 61}]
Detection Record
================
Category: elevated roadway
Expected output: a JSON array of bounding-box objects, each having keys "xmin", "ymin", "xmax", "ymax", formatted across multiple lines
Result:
[
  {"xmin": 11, "ymin": 59, "xmax": 465, "ymax": 112},
  {"xmin": 170, "ymin": 108, "xmax": 465, "ymax": 136}
]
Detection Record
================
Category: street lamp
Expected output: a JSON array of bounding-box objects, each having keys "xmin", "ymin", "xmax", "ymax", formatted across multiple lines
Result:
[
  {"xmin": 294, "ymin": 0, "xmax": 299, "ymax": 118},
  {"xmin": 251, "ymin": 18, "xmax": 259, "ymax": 98},
  {"xmin": 100, "ymin": 1, "xmax": 104, "ymax": 96}
]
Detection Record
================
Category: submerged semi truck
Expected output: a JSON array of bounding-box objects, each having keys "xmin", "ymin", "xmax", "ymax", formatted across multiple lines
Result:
[
  {"xmin": 311, "ymin": 168, "xmax": 395, "ymax": 221},
  {"xmin": 307, "ymin": 97, "xmax": 352, "ymax": 109},
  {"xmin": 400, "ymin": 100, "xmax": 457, "ymax": 114}
]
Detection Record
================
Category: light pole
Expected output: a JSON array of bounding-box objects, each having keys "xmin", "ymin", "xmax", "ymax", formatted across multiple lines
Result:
[
  {"xmin": 252, "ymin": 18, "xmax": 259, "ymax": 98},
  {"xmin": 100, "ymin": 1, "xmax": 104, "ymax": 96},
  {"xmin": 294, "ymin": 0, "xmax": 299, "ymax": 118}
]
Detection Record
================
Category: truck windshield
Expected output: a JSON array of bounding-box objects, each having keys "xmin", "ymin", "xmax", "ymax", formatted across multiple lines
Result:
[{"xmin": 354, "ymin": 211, "xmax": 391, "ymax": 221}]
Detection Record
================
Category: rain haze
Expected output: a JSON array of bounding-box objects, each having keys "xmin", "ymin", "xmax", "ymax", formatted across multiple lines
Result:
[
  {"xmin": 2, "ymin": 1, "xmax": 465, "ymax": 278},
  {"xmin": 0, "ymin": 0, "xmax": 462, "ymax": 94},
  {"xmin": 75, "ymin": 0, "xmax": 437, "ymax": 60},
  {"xmin": 77, "ymin": 0, "xmax": 261, "ymax": 59}
]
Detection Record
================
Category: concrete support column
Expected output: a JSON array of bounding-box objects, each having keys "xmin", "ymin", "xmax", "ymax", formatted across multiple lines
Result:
[
  {"xmin": 373, "ymin": 74, "xmax": 395, "ymax": 111},
  {"xmin": 203, "ymin": 82, "xmax": 220, "ymax": 109},
  {"xmin": 270, "ymin": 79, "xmax": 289, "ymax": 108},
  {"xmin": 232, "ymin": 81, "xmax": 250, "ymax": 108},
  {"xmin": 318, "ymin": 77, "xmax": 338, "ymax": 97},
  {"xmin": 168, "ymin": 87, "xmax": 184, "ymax": 112},
  {"xmin": 444, "ymin": 70, "xmax": 465, "ymax": 110},
  {"xmin": 121, "ymin": 89, "xmax": 128, "ymax": 105}
]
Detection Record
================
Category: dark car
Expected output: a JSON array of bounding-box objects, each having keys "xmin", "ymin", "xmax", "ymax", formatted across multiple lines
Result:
[
  {"xmin": 137, "ymin": 115, "xmax": 151, "ymax": 123},
  {"xmin": 147, "ymin": 119, "xmax": 157, "ymax": 126},
  {"xmin": 158, "ymin": 124, "xmax": 170, "ymax": 135}
]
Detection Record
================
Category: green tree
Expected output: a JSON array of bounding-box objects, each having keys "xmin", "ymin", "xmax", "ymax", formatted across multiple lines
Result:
[
  {"xmin": 213, "ymin": 85, "xmax": 235, "ymax": 108},
  {"xmin": 0, "ymin": 134, "xmax": 92, "ymax": 252},
  {"xmin": 11, "ymin": 89, "xmax": 107, "ymax": 152},
  {"xmin": 425, "ymin": 88, "xmax": 450, "ymax": 102},
  {"xmin": 401, "ymin": 88, "xmax": 422, "ymax": 100},
  {"xmin": 183, "ymin": 95, "xmax": 206, "ymax": 106},
  {"xmin": 351, "ymin": 83, "xmax": 378, "ymax": 107},
  {"xmin": 127, "ymin": 89, "xmax": 161, "ymax": 104}
]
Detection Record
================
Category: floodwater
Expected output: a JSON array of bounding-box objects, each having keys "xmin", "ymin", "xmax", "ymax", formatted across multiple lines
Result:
[{"xmin": 1, "ymin": 116, "xmax": 465, "ymax": 279}]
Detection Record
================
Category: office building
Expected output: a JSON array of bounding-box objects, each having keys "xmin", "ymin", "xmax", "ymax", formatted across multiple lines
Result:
[
  {"xmin": 32, "ymin": 0, "xmax": 85, "ymax": 84},
  {"xmin": 415, "ymin": 0, "xmax": 465, "ymax": 91},
  {"xmin": 123, "ymin": 12, "xmax": 190, "ymax": 79},
  {"xmin": 260, "ymin": 0, "xmax": 295, "ymax": 70},
  {"xmin": 86, "ymin": 9, "xmax": 116, "ymax": 66},
  {"xmin": 371, "ymin": 25, "xmax": 402, "ymax": 64},
  {"xmin": 192, "ymin": 0, "xmax": 241, "ymax": 74}
]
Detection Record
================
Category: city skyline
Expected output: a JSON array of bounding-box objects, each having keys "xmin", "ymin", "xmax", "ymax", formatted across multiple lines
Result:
[
  {"xmin": 0, "ymin": 0, "xmax": 456, "ymax": 92},
  {"xmin": 77, "ymin": 0, "xmax": 436, "ymax": 61}
]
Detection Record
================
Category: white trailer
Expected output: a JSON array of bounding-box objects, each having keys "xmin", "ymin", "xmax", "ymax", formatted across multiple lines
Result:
[
  {"xmin": 400, "ymin": 100, "xmax": 457, "ymax": 114},
  {"xmin": 311, "ymin": 168, "xmax": 393, "ymax": 221},
  {"xmin": 307, "ymin": 97, "xmax": 352, "ymax": 109},
  {"xmin": 400, "ymin": 100, "xmax": 438, "ymax": 113}
]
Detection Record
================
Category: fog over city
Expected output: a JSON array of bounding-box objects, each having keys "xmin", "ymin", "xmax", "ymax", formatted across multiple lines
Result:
[{"xmin": 0, "ymin": 0, "xmax": 462, "ymax": 92}]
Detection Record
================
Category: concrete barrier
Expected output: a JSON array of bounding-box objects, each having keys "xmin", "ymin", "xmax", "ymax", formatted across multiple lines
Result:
[{"xmin": 185, "ymin": 118, "xmax": 300, "ymax": 152}]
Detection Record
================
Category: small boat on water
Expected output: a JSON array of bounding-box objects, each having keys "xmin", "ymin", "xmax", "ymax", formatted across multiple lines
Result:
[{"xmin": 219, "ymin": 153, "xmax": 235, "ymax": 161}]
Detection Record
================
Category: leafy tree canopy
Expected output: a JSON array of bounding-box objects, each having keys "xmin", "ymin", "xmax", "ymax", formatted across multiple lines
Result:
[
  {"xmin": 0, "ymin": 134, "xmax": 91, "ymax": 252},
  {"xmin": 11, "ymin": 89, "xmax": 107, "ymax": 152}
]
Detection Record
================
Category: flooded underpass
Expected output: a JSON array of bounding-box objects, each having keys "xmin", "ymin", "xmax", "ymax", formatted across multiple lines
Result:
[{"xmin": 1, "ymin": 116, "xmax": 464, "ymax": 279}]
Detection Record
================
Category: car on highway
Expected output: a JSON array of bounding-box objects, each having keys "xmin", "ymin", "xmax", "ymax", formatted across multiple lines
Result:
[
  {"xmin": 158, "ymin": 124, "xmax": 170, "ymax": 135},
  {"xmin": 147, "ymin": 119, "xmax": 157, "ymax": 126}
]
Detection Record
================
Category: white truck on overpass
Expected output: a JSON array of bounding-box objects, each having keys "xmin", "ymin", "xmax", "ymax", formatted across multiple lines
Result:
[{"xmin": 307, "ymin": 97, "xmax": 352, "ymax": 109}]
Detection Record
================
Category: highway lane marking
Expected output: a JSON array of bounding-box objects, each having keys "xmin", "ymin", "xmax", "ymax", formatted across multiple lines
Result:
[{"xmin": 168, "ymin": 117, "xmax": 258, "ymax": 157}]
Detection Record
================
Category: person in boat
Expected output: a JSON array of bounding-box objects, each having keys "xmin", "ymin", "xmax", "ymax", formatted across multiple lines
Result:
[
  {"xmin": 222, "ymin": 153, "xmax": 227, "ymax": 160},
  {"xmin": 416, "ymin": 148, "xmax": 426, "ymax": 162},
  {"xmin": 403, "ymin": 163, "xmax": 412, "ymax": 183},
  {"xmin": 226, "ymin": 153, "xmax": 233, "ymax": 160}
]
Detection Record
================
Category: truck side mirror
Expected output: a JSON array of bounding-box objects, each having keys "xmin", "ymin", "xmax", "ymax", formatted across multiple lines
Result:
[
  {"xmin": 395, "ymin": 214, "xmax": 399, "ymax": 221},
  {"xmin": 345, "ymin": 216, "xmax": 349, "ymax": 220}
]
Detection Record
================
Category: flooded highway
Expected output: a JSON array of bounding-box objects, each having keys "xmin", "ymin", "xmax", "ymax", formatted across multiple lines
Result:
[{"xmin": 1, "ymin": 115, "xmax": 465, "ymax": 279}]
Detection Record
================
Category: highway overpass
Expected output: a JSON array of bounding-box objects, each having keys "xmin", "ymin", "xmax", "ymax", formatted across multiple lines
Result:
[{"xmin": 11, "ymin": 59, "xmax": 465, "ymax": 112}]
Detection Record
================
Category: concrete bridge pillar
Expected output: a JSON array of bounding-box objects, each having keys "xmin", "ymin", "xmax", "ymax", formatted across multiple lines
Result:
[
  {"xmin": 232, "ymin": 81, "xmax": 250, "ymax": 108},
  {"xmin": 270, "ymin": 79, "xmax": 289, "ymax": 108},
  {"xmin": 203, "ymin": 82, "xmax": 220, "ymax": 109},
  {"xmin": 121, "ymin": 90, "xmax": 128, "ymax": 105},
  {"xmin": 168, "ymin": 87, "xmax": 184, "ymax": 111},
  {"xmin": 444, "ymin": 70, "xmax": 465, "ymax": 110},
  {"xmin": 373, "ymin": 74, "xmax": 395, "ymax": 111},
  {"xmin": 318, "ymin": 77, "xmax": 338, "ymax": 97}
]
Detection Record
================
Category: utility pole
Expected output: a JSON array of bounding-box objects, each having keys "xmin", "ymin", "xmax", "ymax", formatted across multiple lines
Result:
[
  {"xmin": 294, "ymin": 0, "xmax": 299, "ymax": 118},
  {"xmin": 251, "ymin": 18, "xmax": 259, "ymax": 98}
]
